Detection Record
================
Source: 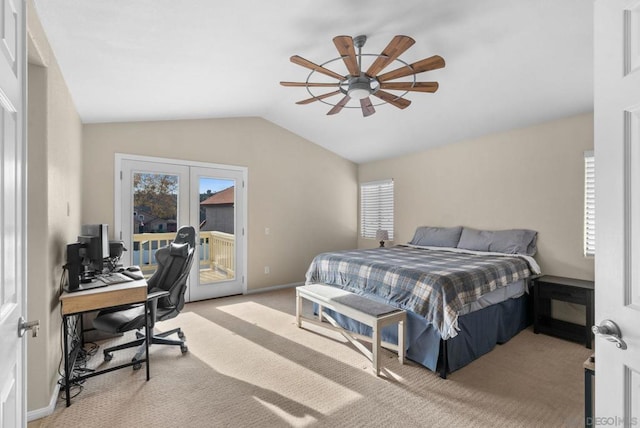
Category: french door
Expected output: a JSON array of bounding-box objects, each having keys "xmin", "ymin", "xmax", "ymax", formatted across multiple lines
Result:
[{"xmin": 115, "ymin": 155, "xmax": 246, "ymax": 301}]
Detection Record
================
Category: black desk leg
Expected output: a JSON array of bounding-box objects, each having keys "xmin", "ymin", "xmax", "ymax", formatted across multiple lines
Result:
[{"xmin": 63, "ymin": 315, "xmax": 71, "ymax": 407}]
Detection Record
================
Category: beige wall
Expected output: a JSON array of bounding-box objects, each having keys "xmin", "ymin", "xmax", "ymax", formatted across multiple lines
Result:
[
  {"xmin": 82, "ymin": 118, "xmax": 358, "ymax": 290},
  {"xmin": 358, "ymin": 113, "xmax": 594, "ymax": 322},
  {"xmin": 27, "ymin": 1, "xmax": 84, "ymax": 413}
]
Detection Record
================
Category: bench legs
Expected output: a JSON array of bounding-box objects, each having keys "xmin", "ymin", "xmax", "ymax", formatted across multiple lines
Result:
[
  {"xmin": 373, "ymin": 324, "xmax": 381, "ymax": 376},
  {"xmin": 295, "ymin": 291, "xmax": 302, "ymax": 328},
  {"xmin": 297, "ymin": 288, "xmax": 406, "ymax": 376}
]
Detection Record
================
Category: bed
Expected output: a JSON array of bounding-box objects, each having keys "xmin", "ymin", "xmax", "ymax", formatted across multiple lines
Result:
[{"xmin": 304, "ymin": 226, "xmax": 541, "ymax": 377}]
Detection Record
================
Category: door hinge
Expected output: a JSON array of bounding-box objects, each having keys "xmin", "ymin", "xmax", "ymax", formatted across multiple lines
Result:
[
  {"xmin": 119, "ymin": 231, "xmax": 122, "ymax": 240},
  {"xmin": 242, "ymin": 180, "xmax": 245, "ymax": 188},
  {"xmin": 120, "ymin": 171, "xmax": 123, "ymax": 180},
  {"xmin": 242, "ymin": 276, "xmax": 245, "ymax": 283},
  {"xmin": 242, "ymin": 228, "xmax": 245, "ymax": 236}
]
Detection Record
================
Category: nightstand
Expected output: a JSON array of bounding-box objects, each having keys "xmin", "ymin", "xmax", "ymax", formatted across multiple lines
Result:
[{"xmin": 533, "ymin": 275, "xmax": 595, "ymax": 349}]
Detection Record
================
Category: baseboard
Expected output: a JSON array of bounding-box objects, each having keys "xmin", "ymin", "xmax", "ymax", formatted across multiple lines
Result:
[
  {"xmin": 245, "ymin": 281, "xmax": 303, "ymax": 295},
  {"xmin": 27, "ymin": 379, "xmax": 60, "ymax": 422}
]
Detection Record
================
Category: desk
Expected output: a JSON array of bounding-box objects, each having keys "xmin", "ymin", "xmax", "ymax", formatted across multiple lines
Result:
[{"xmin": 59, "ymin": 279, "xmax": 149, "ymax": 407}]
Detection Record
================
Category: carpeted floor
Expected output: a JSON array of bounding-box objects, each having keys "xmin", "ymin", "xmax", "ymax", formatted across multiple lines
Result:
[{"xmin": 30, "ymin": 288, "xmax": 591, "ymax": 427}]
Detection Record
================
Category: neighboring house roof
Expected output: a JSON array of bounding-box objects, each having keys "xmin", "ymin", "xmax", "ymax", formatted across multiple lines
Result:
[{"xmin": 201, "ymin": 187, "xmax": 234, "ymax": 206}]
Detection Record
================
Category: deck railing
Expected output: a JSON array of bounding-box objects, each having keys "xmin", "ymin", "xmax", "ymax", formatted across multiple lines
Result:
[{"xmin": 132, "ymin": 231, "xmax": 234, "ymax": 276}]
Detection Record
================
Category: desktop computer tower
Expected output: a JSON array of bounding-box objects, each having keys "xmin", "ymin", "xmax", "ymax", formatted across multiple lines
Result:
[{"xmin": 65, "ymin": 243, "xmax": 82, "ymax": 292}]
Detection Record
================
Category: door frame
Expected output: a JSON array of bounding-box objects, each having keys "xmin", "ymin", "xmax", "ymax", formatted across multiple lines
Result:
[{"xmin": 114, "ymin": 153, "xmax": 248, "ymax": 296}]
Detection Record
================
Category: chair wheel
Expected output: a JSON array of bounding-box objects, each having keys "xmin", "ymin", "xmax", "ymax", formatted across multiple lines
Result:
[
  {"xmin": 178, "ymin": 331, "xmax": 185, "ymax": 340},
  {"xmin": 132, "ymin": 360, "xmax": 142, "ymax": 371},
  {"xmin": 180, "ymin": 345, "xmax": 188, "ymax": 354},
  {"xmin": 104, "ymin": 353, "xmax": 113, "ymax": 362}
]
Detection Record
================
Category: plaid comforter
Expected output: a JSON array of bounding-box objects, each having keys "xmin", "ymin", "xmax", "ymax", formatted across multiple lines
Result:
[{"xmin": 305, "ymin": 245, "xmax": 535, "ymax": 339}]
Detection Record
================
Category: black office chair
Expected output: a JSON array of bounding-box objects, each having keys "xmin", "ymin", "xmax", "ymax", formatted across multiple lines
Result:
[{"xmin": 93, "ymin": 225, "xmax": 196, "ymax": 368}]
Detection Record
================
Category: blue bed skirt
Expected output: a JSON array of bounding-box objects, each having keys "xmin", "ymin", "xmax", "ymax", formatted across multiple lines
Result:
[{"xmin": 317, "ymin": 293, "xmax": 530, "ymax": 374}]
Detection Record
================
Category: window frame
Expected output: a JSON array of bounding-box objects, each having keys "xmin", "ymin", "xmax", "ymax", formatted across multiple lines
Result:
[{"xmin": 360, "ymin": 179, "xmax": 394, "ymax": 240}]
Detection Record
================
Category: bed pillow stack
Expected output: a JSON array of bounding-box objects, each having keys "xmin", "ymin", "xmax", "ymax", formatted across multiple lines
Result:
[
  {"xmin": 409, "ymin": 226, "xmax": 538, "ymax": 256},
  {"xmin": 457, "ymin": 227, "xmax": 538, "ymax": 256},
  {"xmin": 409, "ymin": 226, "xmax": 463, "ymax": 248}
]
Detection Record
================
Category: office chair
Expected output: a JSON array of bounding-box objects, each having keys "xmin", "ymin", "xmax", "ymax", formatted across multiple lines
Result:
[{"xmin": 92, "ymin": 225, "xmax": 196, "ymax": 368}]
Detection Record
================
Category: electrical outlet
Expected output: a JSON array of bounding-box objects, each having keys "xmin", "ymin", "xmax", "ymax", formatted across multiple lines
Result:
[{"xmin": 264, "ymin": 266, "xmax": 270, "ymax": 274}]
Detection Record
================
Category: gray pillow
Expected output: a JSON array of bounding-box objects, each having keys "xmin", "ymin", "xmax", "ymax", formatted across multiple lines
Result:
[
  {"xmin": 409, "ymin": 226, "xmax": 463, "ymax": 248},
  {"xmin": 457, "ymin": 227, "xmax": 538, "ymax": 256}
]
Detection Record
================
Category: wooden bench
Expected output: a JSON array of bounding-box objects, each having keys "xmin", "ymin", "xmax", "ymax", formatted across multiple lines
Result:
[{"xmin": 296, "ymin": 284, "xmax": 406, "ymax": 376}]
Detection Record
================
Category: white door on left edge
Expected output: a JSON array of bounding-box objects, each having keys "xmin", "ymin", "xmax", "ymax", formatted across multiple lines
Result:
[
  {"xmin": 0, "ymin": 0, "xmax": 26, "ymax": 427},
  {"xmin": 117, "ymin": 156, "xmax": 246, "ymax": 301}
]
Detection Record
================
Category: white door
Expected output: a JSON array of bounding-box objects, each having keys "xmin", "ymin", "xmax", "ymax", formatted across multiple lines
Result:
[
  {"xmin": 189, "ymin": 166, "xmax": 245, "ymax": 300},
  {"xmin": 116, "ymin": 155, "xmax": 246, "ymax": 301},
  {"xmin": 0, "ymin": 0, "xmax": 26, "ymax": 427},
  {"xmin": 594, "ymin": 0, "xmax": 640, "ymax": 421}
]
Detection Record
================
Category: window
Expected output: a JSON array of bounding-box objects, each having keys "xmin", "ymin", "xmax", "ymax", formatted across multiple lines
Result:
[
  {"xmin": 360, "ymin": 179, "xmax": 394, "ymax": 240},
  {"xmin": 584, "ymin": 151, "xmax": 595, "ymax": 256}
]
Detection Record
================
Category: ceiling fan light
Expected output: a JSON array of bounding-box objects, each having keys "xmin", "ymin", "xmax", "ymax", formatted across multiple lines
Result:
[{"xmin": 347, "ymin": 82, "xmax": 371, "ymax": 100}]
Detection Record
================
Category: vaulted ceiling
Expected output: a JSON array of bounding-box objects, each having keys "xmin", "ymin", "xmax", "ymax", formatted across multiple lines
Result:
[{"xmin": 33, "ymin": 0, "xmax": 593, "ymax": 163}]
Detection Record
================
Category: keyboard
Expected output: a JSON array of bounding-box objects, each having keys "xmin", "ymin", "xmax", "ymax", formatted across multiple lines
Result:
[
  {"xmin": 97, "ymin": 272, "xmax": 134, "ymax": 285},
  {"xmin": 120, "ymin": 269, "xmax": 144, "ymax": 280}
]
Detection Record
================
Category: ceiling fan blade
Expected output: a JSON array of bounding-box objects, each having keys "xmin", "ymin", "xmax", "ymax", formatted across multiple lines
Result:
[
  {"xmin": 360, "ymin": 97, "xmax": 376, "ymax": 117},
  {"xmin": 290, "ymin": 55, "xmax": 345, "ymax": 81},
  {"xmin": 327, "ymin": 95, "xmax": 351, "ymax": 115},
  {"xmin": 372, "ymin": 90, "xmax": 411, "ymax": 109},
  {"xmin": 333, "ymin": 35, "xmax": 360, "ymax": 76},
  {"xmin": 366, "ymin": 35, "xmax": 415, "ymax": 77},
  {"xmin": 377, "ymin": 55, "xmax": 445, "ymax": 82},
  {"xmin": 296, "ymin": 90, "xmax": 342, "ymax": 105},
  {"xmin": 280, "ymin": 81, "xmax": 341, "ymax": 87},
  {"xmin": 379, "ymin": 82, "xmax": 439, "ymax": 93}
]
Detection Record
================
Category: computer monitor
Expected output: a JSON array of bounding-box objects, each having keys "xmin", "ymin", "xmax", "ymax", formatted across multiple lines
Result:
[
  {"xmin": 78, "ymin": 224, "xmax": 109, "ymax": 277},
  {"xmin": 65, "ymin": 223, "xmax": 109, "ymax": 290}
]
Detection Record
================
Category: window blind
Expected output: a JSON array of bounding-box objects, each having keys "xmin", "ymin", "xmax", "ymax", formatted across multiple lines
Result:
[
  {"xmin": 360, "ymin": 179, "xmax": 394, "ymax": 240},
  {"xmin": 584, "ymin": 151, "xmax": 595, "ymax": 256}
]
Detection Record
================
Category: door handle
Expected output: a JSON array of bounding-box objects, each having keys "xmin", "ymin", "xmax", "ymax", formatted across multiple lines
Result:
[
  {"xmin": 592, "ymin": 319, "xmax": 627, "ymax": 350},
  {"xmin": 18, "ymin": 317, "xmax": 40, "ymax": 338}
]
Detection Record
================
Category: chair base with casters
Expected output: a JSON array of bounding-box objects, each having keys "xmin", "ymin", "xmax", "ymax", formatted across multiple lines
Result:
[{"xmin": 102, "ymin": 327, "xmax": 188, "ymax": 370}]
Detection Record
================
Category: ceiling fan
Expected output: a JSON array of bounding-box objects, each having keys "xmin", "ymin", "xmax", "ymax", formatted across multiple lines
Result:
[{"xmin": 280, "ymin": 35, "xmax": 445, "ymax": 117}]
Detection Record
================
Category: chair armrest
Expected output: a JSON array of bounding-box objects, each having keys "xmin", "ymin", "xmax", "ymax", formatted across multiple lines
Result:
[
  {"xmin": 146, "ymin": 290, "xmax": 170, "ymax": 327},
  {"xmin": 147, "ymin": 290, "xmax": 169, "ymax": 301}
]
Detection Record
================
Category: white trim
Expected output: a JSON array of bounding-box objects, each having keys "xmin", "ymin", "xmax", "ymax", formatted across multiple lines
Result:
[
  {"xmin": 361, "ymin": 178, "xmax": 393, "ymax": 187},
  {"xmin": 27, "ymin": 380, "xmax": 60, "ymax": 422},
  {"xmin": 244, "ymin": 281, "xmax": 303, "ymax": 295}
]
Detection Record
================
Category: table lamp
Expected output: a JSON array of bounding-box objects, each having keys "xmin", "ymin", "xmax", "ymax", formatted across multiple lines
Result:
[{"xmin": 376, "ymin": 229, "xmax": 389, "ymax": 248}]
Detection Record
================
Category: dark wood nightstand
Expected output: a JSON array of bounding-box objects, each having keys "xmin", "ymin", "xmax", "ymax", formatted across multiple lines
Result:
[{"xmin": 533, "ymin": 275, "xmax": 595, "ymax": 349}]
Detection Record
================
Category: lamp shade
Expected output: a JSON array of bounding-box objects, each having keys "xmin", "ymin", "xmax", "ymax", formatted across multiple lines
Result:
[{"xmin": 375, "ymin": 229, "xmax": 389, "ymax": 241}]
